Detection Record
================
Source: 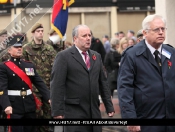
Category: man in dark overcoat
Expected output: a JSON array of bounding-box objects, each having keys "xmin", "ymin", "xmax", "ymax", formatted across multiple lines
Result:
[
  {"xmin": 118, "ymin": 14, "xmax": 175, "ymax": 132},
  {"xmin": 50, "ymin": 24, "xmax": 115, "ymax": 132},
  {"xmin": 90, "ymin": 31, "xmax": 106, "ymax": 63}
]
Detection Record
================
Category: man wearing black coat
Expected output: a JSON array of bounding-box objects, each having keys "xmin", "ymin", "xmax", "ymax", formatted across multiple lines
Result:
[
  {"xmin": 50, "ymin": 25, "xmax": 114, "ymax": 132},
  {"xmin": 0, "ymin": 39, "xmax": 50, "ymax": 132},
  {"xmin": 90, "ymin": 31, "xmax": 106, "ymax": 63}
]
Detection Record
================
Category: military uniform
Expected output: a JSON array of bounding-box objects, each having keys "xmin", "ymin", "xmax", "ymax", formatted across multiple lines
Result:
[
  {"xmin": 46, "ymin": 39, "xmax": 63, "ymax": 53},
  {"xmin": 23, "ymin": 40, "xmax": 56, "ymax": 132},
  {"xmin": 23, "ymin": 23, "xmax": 56, "ymax": 132},
  {"xmin": 0, "ymin": 57, "xmax": 50, "ymax": 132},
  {"xmin": 47, "ymin": 28, "xmax": 64, "ymax": 52}
]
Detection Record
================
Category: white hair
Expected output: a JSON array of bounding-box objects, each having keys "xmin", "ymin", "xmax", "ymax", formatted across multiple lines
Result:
[{"xmin": 142, "ymin": 14, "xmax": 166, "ymax": 30}]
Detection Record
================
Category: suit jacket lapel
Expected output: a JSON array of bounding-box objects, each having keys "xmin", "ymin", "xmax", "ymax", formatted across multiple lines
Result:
[
  {"xmin": 71, "ymin": 46, "xmax": 89, "ymax": 71},
  {"xmin": 88, "ymin": 50, "xmax": 95, "ymax": 71}
]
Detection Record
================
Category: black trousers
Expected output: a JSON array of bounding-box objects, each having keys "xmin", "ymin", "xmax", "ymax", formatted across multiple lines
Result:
[{"xmin": 10, "ymin": 112, "xmax": 36, "ymax": 132}]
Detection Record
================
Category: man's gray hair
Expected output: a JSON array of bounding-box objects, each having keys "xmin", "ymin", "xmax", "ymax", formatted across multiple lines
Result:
[
  {"xmin": 142, "ymin": 14, "xmax": 166, "ymax": 30},
  {"xmin": 72, "ymin": 24, "xmax": 89, "ymax": 39}
]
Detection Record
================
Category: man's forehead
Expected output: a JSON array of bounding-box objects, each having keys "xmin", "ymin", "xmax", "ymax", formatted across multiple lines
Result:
[
  {"xmin": 35, "ymin": 28, "xmax": 44, "ymax": 31},
  {"xmin": 79, "ymin": 28, "xmax": 90, "ymax": 34},
  {"xmin": 150, "ymin": 19, "xmax": 165, "ymax": 26}
]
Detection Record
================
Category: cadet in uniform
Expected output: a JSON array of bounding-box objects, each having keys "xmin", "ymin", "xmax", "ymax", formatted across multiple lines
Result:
[
  {"xmin": 0, "ymin": 39, "xmax": 50, "ymax": 132},
  {"xmin": 23, "ymin": 23, "xmax": 56, "ymax": 132}
]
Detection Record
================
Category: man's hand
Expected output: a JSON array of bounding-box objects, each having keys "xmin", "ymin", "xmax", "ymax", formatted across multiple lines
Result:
[
  {"xmin": 5, "ymin": 106, "xmax": 12, "ymax": 115},
  {"xmin": 127, "ymin": 126, "xmax": 141, "ymax": 132},
  {"xmin": 108, "ymin": 112, "xmax": 114, "ymax": 117},
  {"xmin": 53, "ymin": 116, "xmax": 64, "ymax": 119}
]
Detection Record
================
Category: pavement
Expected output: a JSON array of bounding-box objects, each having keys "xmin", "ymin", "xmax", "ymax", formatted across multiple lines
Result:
[
  {"xmin": 0, "ymin": 90, "xmax": 127, "ymax": 132},
  {"xmin": 100, "ymin": 90, "xmax": 127, "ymax": 132}
]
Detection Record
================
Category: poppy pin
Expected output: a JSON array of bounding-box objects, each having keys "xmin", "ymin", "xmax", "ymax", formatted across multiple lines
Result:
[{"xmin": 92, "ymin": 54, "xmax": 96, "ymax": 60}]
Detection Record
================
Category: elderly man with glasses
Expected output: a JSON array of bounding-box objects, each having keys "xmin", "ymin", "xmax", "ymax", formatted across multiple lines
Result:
[{"xmin": 118, "ymin": 14, "xmax": 175, "ymax": 132}]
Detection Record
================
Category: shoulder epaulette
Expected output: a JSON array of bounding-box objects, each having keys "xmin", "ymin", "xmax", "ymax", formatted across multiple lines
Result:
[{"xmin": 165, "ymin": 44, "xmax": 174, "ymax": 48}]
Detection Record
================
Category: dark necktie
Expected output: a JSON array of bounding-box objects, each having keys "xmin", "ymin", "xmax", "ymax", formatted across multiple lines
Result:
[
  {"xmin": 82, "ymin": 51, "xmax": 90, "ymax": 70},
  {"xmin": 154, "ymin": 50, "xmax": 161, "ymax": 69}
]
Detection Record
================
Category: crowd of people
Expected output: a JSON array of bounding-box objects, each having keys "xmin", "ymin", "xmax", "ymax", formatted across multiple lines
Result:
[
  {"xmin": 91, "ymin": 27, "xmax": 144, "ymax": 97},
  {"xmin": 0, "ymin": 13, "xmax": 174, "ymax": 132}
]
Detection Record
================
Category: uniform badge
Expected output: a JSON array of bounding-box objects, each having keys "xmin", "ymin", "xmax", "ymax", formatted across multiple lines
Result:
[
  {"xmin": 25, "ymin": 68, "xmax": 35, "ymax": 76},
  {"xmin": 0, "ymin": 91, "xmax": 3, "ymax": 95},
  {"xmin": 162, "ymin": 48, "xmax": 171, "ymax": 59}
]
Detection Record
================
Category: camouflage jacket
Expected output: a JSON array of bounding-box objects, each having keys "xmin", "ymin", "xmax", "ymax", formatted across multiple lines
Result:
[{"xmin": 23, "ymin": 40, "xmax": 56, "ymax": 89}]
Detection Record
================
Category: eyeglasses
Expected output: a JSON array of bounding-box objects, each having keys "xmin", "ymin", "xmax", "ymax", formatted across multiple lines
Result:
[{"xmin": 147, "ymin": 27, "xmax": 167, "ymax": 33}]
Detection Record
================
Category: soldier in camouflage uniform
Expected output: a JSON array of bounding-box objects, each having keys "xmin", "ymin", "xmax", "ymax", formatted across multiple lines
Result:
[
  {"xmin": 47, "ymin": 28, "xmax": 64, "ymax": 52},
  {"xmin": 22, "ymin": 23, "xmax": 56, "ymax": 132}
]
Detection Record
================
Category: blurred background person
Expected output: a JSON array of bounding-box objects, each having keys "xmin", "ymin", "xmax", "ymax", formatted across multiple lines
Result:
[
  {"xmin": 127, "ymin": 30, "xmax": 136, "ymax": 41},
  {"xmin": 102, "ymin": 35, "xmax": 111, "ymax": 54},
  {"xmin": 128, "ymin": 38, "xmax": 136, "ymax": 47},
  {"xmin": 136, "ymin": 29, "xmax": 144, "ymax": 43},
  {"xmin": 0, "ymin": 29, "xmax": 8, "ymax": 52},
  {"xmin": 47, "ymin": 28, "xmax": 64, "ymax": 52},
  {"xmin": 118, "ymin": 31, "xmax": 125, "ymax": 40},
  {"xmin": 65, "ymin": 41, "xmax": 73, "ymax": 49},
  {"xmin": 117, "ymin": 37, "xmax": 129, "ymax": 55},
  {"xmin": 104, "ymin": 38, "xmax": 121, "ymax": 97},
  {"xmin": 90, "ymin": 31, "xmax": 106, "ymax": 63},
  {"xmin": 114, "ymin": 32, "xmax": 119, "ymax": 39}
]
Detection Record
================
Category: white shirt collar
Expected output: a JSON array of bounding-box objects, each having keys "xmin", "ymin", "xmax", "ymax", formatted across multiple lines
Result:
[
  {"xmin": 145, "ymin": 40, "xmax": 162, "ymax": 57},
  {"xmin": 75, "ymin": 45, "xmax": 89, "ymax": 55},
  {"xmin": 75, "ymin": 46, "xmax": 89, "ymax": 55}
]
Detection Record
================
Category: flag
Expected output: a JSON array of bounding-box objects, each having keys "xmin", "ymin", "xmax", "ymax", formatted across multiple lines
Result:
[{"xmin": 51, "ymin": 0, "xmax": 74, "ymax": 39}]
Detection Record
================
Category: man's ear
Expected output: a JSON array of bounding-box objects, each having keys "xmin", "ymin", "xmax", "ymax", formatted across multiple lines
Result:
[
  {"xmin": 73, "ymin": 36, "xmax": 76, "ymax": 42},
  {"xmin": 142, "ymin": 30, "xmax": 147, "ymax": 38}
]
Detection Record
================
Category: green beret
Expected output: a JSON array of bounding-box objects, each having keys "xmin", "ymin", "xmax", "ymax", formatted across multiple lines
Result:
[
  {"xmin": 31, "ymin": 23, "xmax": 43, "ymax": 33},
  {"xmin": 48, "ymin": 28, "xmax": 55, "ymax": 35},
  {"xmin": 0, "ymin": 29, "xmax": 7, "ymax": 36}
]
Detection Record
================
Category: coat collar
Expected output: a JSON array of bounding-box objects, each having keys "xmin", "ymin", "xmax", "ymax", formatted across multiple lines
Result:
[
  {"xmin": 70, "ymin": 45, "xmax": 95, "ymax": 72},
  {"xmin": 135, "ymin": 40, "xmax": 172, "ymax": 73}
]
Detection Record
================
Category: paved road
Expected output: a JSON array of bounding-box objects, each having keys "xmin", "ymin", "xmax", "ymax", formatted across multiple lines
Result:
[
  {"xmin": 0, "ymin": 91, "xmax": 127, "ymax": 132},
  {"xmin": 101, "ymin": 90, "xmax": 127, "ymax": 132}
]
